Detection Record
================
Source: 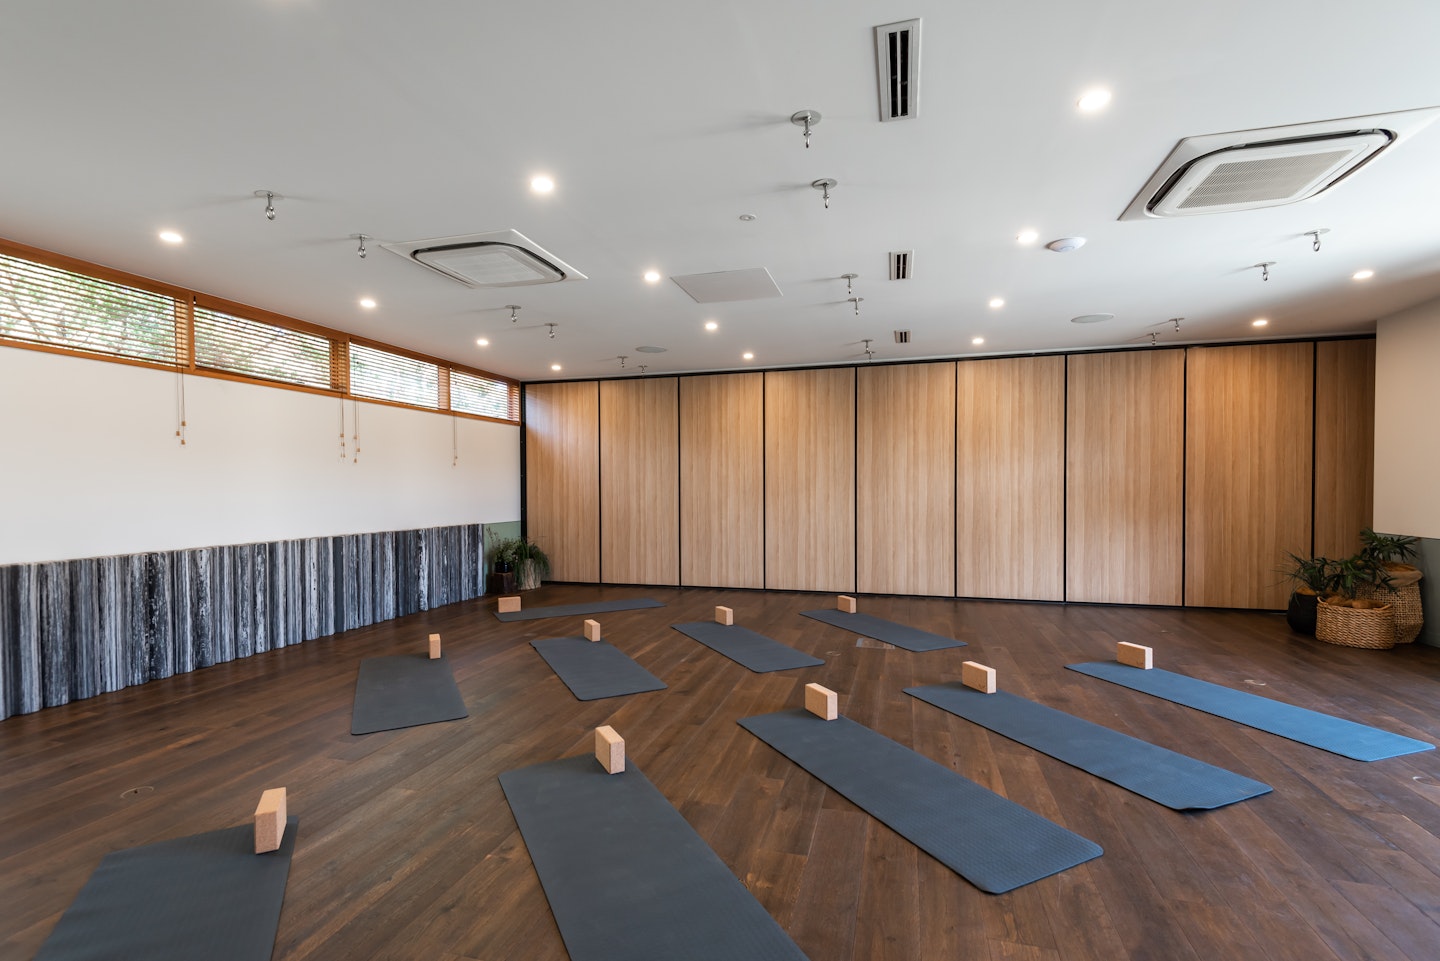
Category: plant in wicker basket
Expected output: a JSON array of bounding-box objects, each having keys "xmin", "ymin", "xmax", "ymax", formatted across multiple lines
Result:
[
  {"xmin": 1315, "ymin": 553, "xmax": 1396, "ymax": 650},
  {"xmin": 1354, "ymin": 528, "xmax": 1425, "ymax": 644}
]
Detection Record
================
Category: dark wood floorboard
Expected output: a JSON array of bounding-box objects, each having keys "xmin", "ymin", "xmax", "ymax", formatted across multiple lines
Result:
[{"xmin": 3, "ymin": 586, "xmax": 1440, "ymax": 961}]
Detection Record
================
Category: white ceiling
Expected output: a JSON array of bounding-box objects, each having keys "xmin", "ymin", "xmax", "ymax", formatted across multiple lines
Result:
[{"xmin": 4, "ymin": 1, "xmax": 1440, "ymax": 383}]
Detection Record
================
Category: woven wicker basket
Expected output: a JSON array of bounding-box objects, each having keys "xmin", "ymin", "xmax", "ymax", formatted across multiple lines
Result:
[
  {"xmin": 1355, "ymin": 565, "xmax": 1424, "ymax": 644},
  {"xmin": 1315, "ymin": 597, "xmax": 1396, "ymax": 649}
]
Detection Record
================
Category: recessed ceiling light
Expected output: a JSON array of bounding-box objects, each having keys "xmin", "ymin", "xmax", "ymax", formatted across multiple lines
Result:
[
  {"xmin": 988, "ymin": 297, "xmax": 1005, "ymax": 309},
  {"xmin": 359, "ymin": 297, "xmax": 377, "ymax": 309},
  {"xmin": 476, "ymin": 337, "xmax": 490, "ymax": 347},
  {"xmin": 704, "ymin": 321, "xmax": 719, "ymax": 331},
  {"xmin": 1077, "ymin": 88, "xmax": 1112, "ymax": 112},
  {"xmin": 1070, "ymin": 312, "xmax": 1115, "ymax": 324},
  {"xmin": 972, "ymin": 337, "xmax": 985, "ymax": 346},
  {"xmin": 158, "ymin": 230, "xmax": 183, "ymax": 244},
  {"xmin": 643, "ymin": 270, "xmax": 661, "ymax": 284},
  {"xmin": 738, "ymin": 214, "xmax": 757, "ymax": 222},
  {"xmin": 1252, "ymin": 318, "xmax": 1269, "ymax": 327},
  {"xmin": 1016, "ymin": 228, "xmax": 1039, "ymax": 245},
  {"xmin": 742, "ymin": 351, "xmax": 754, "ymax": 361},
  {"xmin": 550, "ymin": 363, "xmax": 562, "ymax": 371},
  {"xmin": 634, "ymin": 345, "xmax": 667, "ymax": 353},
  {"xmin": 1352, "ymin": 269, "xmax": 1375, "ymax": 281},
  {"xmin": 530, "ymin": 175, "xmax": 555, "ymax": 194}
]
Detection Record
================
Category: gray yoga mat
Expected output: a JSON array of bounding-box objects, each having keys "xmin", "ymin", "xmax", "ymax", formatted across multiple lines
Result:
[
  {"xmin": 905, "ymin": 683, "xmax": 1272, "ymax": 810},
  {"xmin": 351, "ymin": 653, "xmax": 469, "ymax": 735},
  {"xmin": 531, "ymin": 637, "xmax": 667, "ymax": 700},
  {"xmin": 495, "ymin": 597, "xmax": 665, "ymax": 621},
  {"xmin": 34, "ymin": 816, "xmax": 298, "ymax": 961},
  {"xmin": 499, "ymin": 754, "xmax": 810, "ymax": 961},
  {"xmin": 1067, "ymin": 661, "xmax": 1435, "ymax": 762},
  {"xmin": 740, "ymin": 710, "xmax": 1101, "ymax": 893},
  {"xmin": 798, "ymin": 609, "xmax": 964, "ymax": 652},
  {"xmin": 672, "ymin": 621, "xmax": 824, "ymax": 673}
]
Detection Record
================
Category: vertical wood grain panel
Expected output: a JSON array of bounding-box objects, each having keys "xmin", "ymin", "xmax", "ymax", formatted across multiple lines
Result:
[
  {"xmin": 1314, "ymin": 339, "xmax": 1375, "ymax": 559},
  {"xmin": 1185, "ymin": 342, "xmax": 1313, "ymax": 609},
  {"xmin": 600, "ymin": 378, "xmax": 679, "ymax": 585},
  {"xmin": 857, "ymin": 363, "xmax": 955, "ymax": 596},
  {"xmin": 957, "ymin": 356, "xmax": 1065, "ymax": 600},
  {"xmin": 679, "ymin": 373, "xmax": 764, "ymax": 588},
  {"xmin": 765, "ymin": 368, "xmax": 855, "ymax": 593},
  {"xmin": 1067, "ymin": 351, "xmax": 1185, "ymax": 605},
  {"xmin": 524, "ymin": 381, "xmax": 599, "ymax": 583}
]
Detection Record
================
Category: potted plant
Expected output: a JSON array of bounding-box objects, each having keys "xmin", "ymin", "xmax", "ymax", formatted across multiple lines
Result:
[
  {"xmin": 494, "ymin": 537, "xmax": 551, "ymax": 591},
  {"xmin": 1315, "ymin": 553, "xmax": 1396, "ymax": 650},
  {"xmin": 1277, "ymin": 552, "xmax": 1330, "ymax": 635},
  {"xmin": 1355, "ymin": 528, "xmax": 1424, "ymax": 643}
]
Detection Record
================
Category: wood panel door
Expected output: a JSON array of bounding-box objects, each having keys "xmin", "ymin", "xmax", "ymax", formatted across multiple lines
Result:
[
  {"xmin": 524, "ymin": 381, "xmax": 599, "ymax": 582},
  {"xmin": 1066, "ymin": 350, "xmax": 1185, "ymax": 605},
  {"xmin": 765, "ymin": 368, "xmax": 855, "ymax": 593},
  {"xmin": 1314, "ymin": 339, "xmax": 1375, "ymax": 559},
  {"xmin": 857, "ymin": 363, "xmax": 955, "ymax": 596},
  {"xmin": 599, "ymin": 378, "xmax": 679, "ymax": 585},
  {"xmin": 957, "ymin": 356, "xmax": 1065, "ymax": 600},
  {"xmin": 679, "ymin": 373, "xmax": 764, "ymax": 588},
  {"xmin": 1186, "ymin": 342, "xmax": 1313, "ymax": 609}
]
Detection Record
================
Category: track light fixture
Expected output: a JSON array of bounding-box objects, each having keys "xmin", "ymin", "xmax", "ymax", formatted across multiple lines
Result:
[
  {"xmin": 791, "ymin": 109, "xmax": 821, "ymax": 149},
  {"xmin": 618, "ymin": 355, "xmax": 628, "ymax": 369},
  {"xmin": 253, "ymin": 190, "xmax": 278, "ymax": 221},
  {"xmin": 355, "ymin": 234, "xmax": 368, "ymax": 259},
  {"xmin": 1304, "ymin": 228, "xmax": 1329, "ymax": 253},
  {"xmin": 546, "ymin": 322, "xmax": 556, "ymax": 339},
  {"xmin": 1253, "ymin": 261, "xmax": 1275, "ymax": 282},
  {"xmin": 848, "ymin": 296, "xmax": 864, "ymax": 316},
  {"xmin": 507, "ymin": 304, "xmax": 521, "ymax": 323},
  {"xmin": 811, "ymin": 178, "xmax": 838, "ymax": 209},
  {"xmin": 841, "ymin": 272, "xmax": 859, "ymax": 296}
]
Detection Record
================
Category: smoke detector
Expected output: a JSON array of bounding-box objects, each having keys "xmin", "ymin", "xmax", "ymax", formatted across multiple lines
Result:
[
  {"xmin": 1046, "ymin": 237, "xmax": 1086, "ymax": 253},
  {"xmin": 1120, "ymin": 106, "xmax": 1440, "ymax": 220},
  {"xmin": 381, "ymin": 229, "xmax": 586, "ymax": 287}
]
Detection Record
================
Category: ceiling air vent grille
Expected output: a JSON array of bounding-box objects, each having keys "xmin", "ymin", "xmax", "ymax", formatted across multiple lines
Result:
[
  {"xmin": 889, "ymin": 250, "xmax": 914, "ymax": 280},
  {"xmin": 380, "ymin": 229, "xmax": 586, "ymax": 287},
  {"xmin": 875, "ymin": 19, "xmax": 921, "ymax": 121},
  {"xmin": 893, "ymin": 330, "xmax": 911, "ymax": 344}
]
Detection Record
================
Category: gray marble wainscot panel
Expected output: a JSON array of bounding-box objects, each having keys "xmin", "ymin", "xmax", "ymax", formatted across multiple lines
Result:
[
  {"xmin": 1, "ymin": 564, "xmax": 43, "ymax": 717},
  {"xmin": 96, "ymin": 555, "xmax": 127, "ymax": 694},
  {"xmin": 374, "ymin": 530, "xmax": 397, "ymax": 623},
  {"xmin": 39, "ymin": 561, "xmax": 72, "ymax": 709},
  {"xmin": 68, "ymin": 558, "xmax": 103, "ymax": 702}
]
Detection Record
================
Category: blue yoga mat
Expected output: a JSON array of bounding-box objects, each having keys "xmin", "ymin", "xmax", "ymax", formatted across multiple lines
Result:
[
  {"xmin": 739, "ymin": 709, "xmax": 1101, "ymax": 894},
  {"xmin": 798, "ymin": 610, "xmax": 964, "ymax": 652},
  {"xmin": 531, "ymin": 637, "xmax": 667, "ymax": 700},
  {"xmin": 905, "ymin": 683, "xmax": 1272, "ymax": 810},
  {"xmin": 672, "ymin": 621, "xmax": 824, "ymax": 673},
  {"xmin": 1067, "ymin": 661, "xmax": 1434, "ymax": 762},
  {"xmin": 351, "ymin": 654, "xmax": 468, "ymax": 735},
  {"xmin": 499, "ymin": 754, "xmax": 810, "ymax": 961},
  {"xmin": 496, "ymin": 598, "xmax": 665, "ymax": 621},
  {"xmin": 35, "ymin": 817, "xmax": 298, "ymax": 961}
]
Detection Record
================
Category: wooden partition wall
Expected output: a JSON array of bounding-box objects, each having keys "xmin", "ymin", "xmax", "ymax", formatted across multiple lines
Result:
[
  {"xmin": 1185, "ymin": 343, "xmax": 1313, "ymax": 609},
  {"xmin": 764, "ymin": 368, "xmax": 856, "ymax": 593},
  {"xmin": 679, "ymin": 373, "xmax": 764, "ymax": 588},
  {"xmin": 523, "ymin": 337, "xmax": 1374, "ymax": 608},
  {"xmin": 599, "ymin": 378, "xmax": 679, "ymax": 585},
  {"xmin": 524, "ymin": 381, "xmax": 599, "ymax": 582},
  {"xmin": 857, "ymin": 363, "xmax": 955, "ymax": 596},
  {"xmin": 956, "ymin": 356, "xmax": 1065, "ymax": 600},
  {"xmin": 1066, "ymin": 350, "xmax": 1185, "ymax": 605},
  {"xmin": 1314, "ymin": 339, "xmax": 1375, "ymax": 559}
]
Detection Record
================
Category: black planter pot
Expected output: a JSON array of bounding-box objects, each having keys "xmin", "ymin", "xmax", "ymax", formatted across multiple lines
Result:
[{"xmin": 1286, "ymin": 591, "xmax": 1318, "ymax": 635}]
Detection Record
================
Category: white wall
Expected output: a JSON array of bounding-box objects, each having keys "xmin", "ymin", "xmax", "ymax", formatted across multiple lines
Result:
[
  {"xmin": 1374, "ymin": 294, "xmax": 1440, "ymax": 539},
  {"xmin": 0, "ymin": 345, "xmax": 520, "ymax": 564}
]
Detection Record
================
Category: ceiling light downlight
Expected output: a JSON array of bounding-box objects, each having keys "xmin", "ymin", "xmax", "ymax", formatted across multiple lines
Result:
[
  {"xmin": 381, "ymin": 229, "xmax": 586, "ymax": 288},
  {"xmin": 1077, "ymin": 88, "xmax": 1112, "ymax": 112},
  {"xmin": 158, "ymin": 230, "xmax": 183, "ymax": 244},
  {"xmin": 1016, "ymin": 229, "xmax": 1039, "ymax": 245},
  {"xmin": 1352, "ymin": 269, "xmax": 1375, "ymax": 281}
]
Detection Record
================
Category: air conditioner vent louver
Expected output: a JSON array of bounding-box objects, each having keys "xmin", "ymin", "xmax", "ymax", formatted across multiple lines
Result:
[
  {"xmin": 1118, "ymin": 108, "xmax": 1440, "ymax": 221},
  {"xmin": 875, "ymin": 19, "xmax": 921, "ymax": 121},
  {"xmin": 889, "ymin": 250, "xmax": 914, "ymax": 280},
  {"xmin": 893, "ymin": 330, "xmax": 911, "ymax": 344}
]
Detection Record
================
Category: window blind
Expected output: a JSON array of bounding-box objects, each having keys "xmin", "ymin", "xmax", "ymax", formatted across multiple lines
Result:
[
  {"xmin": 349, "ymin": 343, "xmax": 441, "ymax": 408},
  {"xmin": 0, "ymin": 252, "xmax": 179, "ymax": 364},
  {"xmin": 450, "ymin": 368, "xmax": 518, "ymax": 420},
  {"xmin": 193, "ymin": 305, "xmax": 334, "ymax": 389}
]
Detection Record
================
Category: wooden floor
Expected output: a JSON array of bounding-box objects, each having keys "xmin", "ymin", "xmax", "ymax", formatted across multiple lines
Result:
[{"xmin": 3, "ymin": 586, "xmax": 1440, "ymax": 961}]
